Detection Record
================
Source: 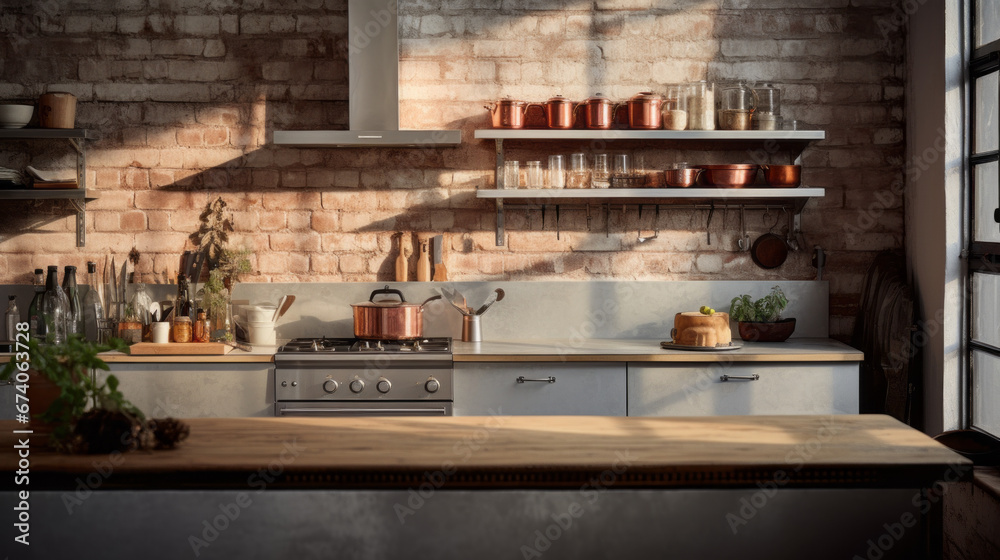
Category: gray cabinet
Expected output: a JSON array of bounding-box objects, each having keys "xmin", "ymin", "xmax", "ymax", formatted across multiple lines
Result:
[
  {"xmin": 627, "ymin": 362, "xmax": 859, "ymax": 417},
  {"xmin": 102, "ymin": 363, "xmax": 274, "ymax": 418},
  {"xmin": 454, "ymin": 362, "xmax": 626, "ymax": 416}
]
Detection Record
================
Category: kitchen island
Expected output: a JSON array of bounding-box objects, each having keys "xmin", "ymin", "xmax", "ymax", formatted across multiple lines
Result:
[{"xmin": 0, "ymin": 415, "xmax": 968, "ymax": 559}]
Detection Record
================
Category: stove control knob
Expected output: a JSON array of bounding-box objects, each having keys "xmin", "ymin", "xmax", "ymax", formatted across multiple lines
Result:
[
  {"xmin": 376, "ymin": 378, "xmax": 391, "ymax": 394},
  {"xmin": 323, "ymin": 380, "xmax": 338, "ymax": 394},
  {"xmin": 350, "ymin": 379, "xmax": 365, "ymax": 393},
  {"xmin": 425, "ymin": 378, "xmax": 440, "ymax": 393}
]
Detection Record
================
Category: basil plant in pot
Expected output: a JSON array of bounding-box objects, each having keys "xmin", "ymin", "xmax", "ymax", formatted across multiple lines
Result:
[{"xmin": 728, "ymin": 286, "xmax": 796, "ymax": 342}]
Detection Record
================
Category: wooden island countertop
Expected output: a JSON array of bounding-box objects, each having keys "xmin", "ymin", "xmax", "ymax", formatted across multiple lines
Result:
[{"xmin": 1, "ymin": 414, "xmax": 968, "ymax": 491}]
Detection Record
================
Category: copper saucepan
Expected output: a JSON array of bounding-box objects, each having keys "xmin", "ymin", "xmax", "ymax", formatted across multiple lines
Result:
[
  {"xmin": 485, "ymin": 97, "xmax": 541, "ymax": 129},
  {"xmin": 761, "ymin": 164, "xmax": 801, "ymax": 187},
  {"xmin": 352, "ymin": 286, "xmax": 442, "ymax": 340}
]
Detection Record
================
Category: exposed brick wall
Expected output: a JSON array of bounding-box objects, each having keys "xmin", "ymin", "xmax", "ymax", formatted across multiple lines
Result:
[{"xmin": 0, "ymin": 0, "xmax": 904, "ymax": 339}]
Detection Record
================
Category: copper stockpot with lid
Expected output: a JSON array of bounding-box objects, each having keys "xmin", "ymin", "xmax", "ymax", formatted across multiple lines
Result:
[
  {"xmin": 625, "ymin": 91, "xmax": 663, "ymax": 129},
  {"xmin": 543, "ymin": 95, "xmax": 577, "ymax": 129},
  {"xmin": 485, "ymin": 97, "xmax": 539, "ymax": 129},
  {"xmin": 581, "ymin": 94, "xmax": 614, "ymax": 129},
  {"xmin": 352, "ymin": 286, "xmax": 442, "ymax": 340}
]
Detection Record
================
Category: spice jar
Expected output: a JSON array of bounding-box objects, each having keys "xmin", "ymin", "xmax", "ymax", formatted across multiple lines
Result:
[
  {"xmin": 686, "ymin": 81, "xmax": 715, "ymax": 130},
  {"xmin": 172, "ymin": 316, "xmax": 192, "ymax": 343},
  {"xmin": 193, "ymin": 308, "xmax": 210, "ymax": 343}
]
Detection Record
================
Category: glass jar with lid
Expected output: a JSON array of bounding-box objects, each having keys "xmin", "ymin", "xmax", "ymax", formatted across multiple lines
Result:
[
  {"xmin": 172, "ymin": 316, "xmax": 192, "ymax": 343},
  {"xmin": 686, "ymin": 81, "xmax": 715, "ymax": 130},
  {"xmin": 663, "ymin": 85, "xmax": 688, "ymax": 131},
  {"xmin": 753, "ymin": 83, "xmax": 781, "ymax": 130}
]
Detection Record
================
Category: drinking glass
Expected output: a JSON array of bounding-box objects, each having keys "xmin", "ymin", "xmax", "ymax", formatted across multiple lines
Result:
[
  {"xmin": 547, "ymin": 155, "xmax": 565, "ymax": 188},
  {"xmin": 503, "ymin": 160, "xmax": 520, "ymax": 188},
  {"xmin": 591, "ymin": 153, "xmax": 610, "ymax": 188},
  {"xmin": 613, "ymin": 153, "xmax": 631, "ymax": 176},
  {"xmin": 525, "ymin": 161, "xmax": 544, "ymax": 188},
  {"xmin": 567, "ymin": 153, "xmax": 589, "ymax": 189}
]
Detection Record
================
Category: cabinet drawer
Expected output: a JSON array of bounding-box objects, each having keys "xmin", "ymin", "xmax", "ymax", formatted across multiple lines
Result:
[
  {"xmin": 455, "ymin": 362, "xmax": 626, "ymax": 416},
  {"xmin": 628, "ymin": 363, "xmax": 858, "ymax": 417},
  {"xmin": 102, "ymin": 364, "xmax": 274, "ymax": 418}
]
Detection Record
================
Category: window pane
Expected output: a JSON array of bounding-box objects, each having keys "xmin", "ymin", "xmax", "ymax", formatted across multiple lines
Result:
[
  {"xmin": 978, "ymin": 0, "xmax": 1000, "ymax": 48},
  {"xmin": 973, "ymin": 273, "xmax": 1000, "ymax": 347},
  {"xmin": 975, "ymin": 73, "xmax": 999, "ymax": 154},
  {"xmin": 974, "ymin": 161, "xmax": 1000, "ymax": 242},
  {"xmin": 972, "ymin": 350, "xmax": 1000, "ymax": 439}
]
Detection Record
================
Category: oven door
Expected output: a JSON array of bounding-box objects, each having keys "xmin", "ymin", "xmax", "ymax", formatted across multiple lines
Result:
[{"xmin": 275, "ymin": 401, "xmax": 452, "ymax": 417}]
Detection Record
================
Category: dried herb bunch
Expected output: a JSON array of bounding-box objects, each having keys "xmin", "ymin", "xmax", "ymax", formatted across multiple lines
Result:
[{"xmin": 1, "ymin": 337, "xmax": 190, "ymax": 453}]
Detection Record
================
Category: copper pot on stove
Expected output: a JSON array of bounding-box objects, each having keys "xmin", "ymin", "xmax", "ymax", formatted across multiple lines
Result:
[
  {"xmin": 352, "ymin": 286, "xmax": 442, "ymax": 340},
  {"xmin": 543, "ymin": 95, "xmax": 577, "ymax": 129},
  {"xmin": 485, "ymin": 97, "xmax": 539, "ymax": 129},
  {"xmin": 625, "ymin": 91, "xmax": 663, "ymax": 129},
  {"xmin": 581, "ymin": 94, "xmax": 614, "ymax": 129}
]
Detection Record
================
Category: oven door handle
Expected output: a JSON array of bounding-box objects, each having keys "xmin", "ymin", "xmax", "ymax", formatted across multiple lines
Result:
[{"xmin": 277, "ymin": 407, "xmax": 450, "ymax": 416}]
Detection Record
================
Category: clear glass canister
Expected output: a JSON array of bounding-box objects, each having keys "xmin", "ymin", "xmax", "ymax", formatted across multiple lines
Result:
[
  {"xmin": 663, "ymin": 85, "xmax": 688, "ymax": 131},
  {"xmin": 686, "ymin": 81, "xmax": 715, "ymax": 130},
  {"xmin": 753, "ymin": 83, "xmax": 781, "ymax": 130}
]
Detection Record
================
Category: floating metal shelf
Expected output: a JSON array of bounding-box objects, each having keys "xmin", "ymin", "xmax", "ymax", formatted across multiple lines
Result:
[
  {"xmin": 474, "ymin": 129, "xmax": 826, "ymax": 246},
  {"xmin": 0, "ymin": 129, "xmax": 92, "ymax": 246}
]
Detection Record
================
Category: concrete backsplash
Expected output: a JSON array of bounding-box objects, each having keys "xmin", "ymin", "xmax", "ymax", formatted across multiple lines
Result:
[{"xmin": 0, "ymin": 1, "xmax": 903, "ymax": 339}]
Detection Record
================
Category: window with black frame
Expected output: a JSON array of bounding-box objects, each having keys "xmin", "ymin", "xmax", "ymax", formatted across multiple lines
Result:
[{"xmin": 968, "ymin": 0, "xmax": 1000, "ymax": 440}]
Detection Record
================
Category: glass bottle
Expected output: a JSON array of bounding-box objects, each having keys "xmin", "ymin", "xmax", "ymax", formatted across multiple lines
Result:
[
  {"xmin": 41, "ymin": 265, "xmax": 68, "ymax": 345},
  {"xmin": 5, "ymin": 296, "xmax": 18, "ymax": 342},
  {"xmin": 129, "ymin": 272, "xmax": 154, "ymax": 336},
  {"xmin": 193, "ymin": 308, "xmax": 210, "ymax": 343},
  {"xmin": 175, "ymin": 274, "xmax": 193, "ymax": 322},
  {"xmin": 62, "ymin": 265, "xmax": 82, "ymax": 339},
  {"xmin": 82, "ymin": 261, "xmax": 105, "ymax": 343},
  {"xmin": 28, "ymin": 268, "xmax": 44, "ymax": 337}
]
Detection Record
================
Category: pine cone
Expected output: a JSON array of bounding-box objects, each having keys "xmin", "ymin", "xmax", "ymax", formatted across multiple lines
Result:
[{"xmin": 149, "ymin": 417, "xmax": 190, "ymax": 449}]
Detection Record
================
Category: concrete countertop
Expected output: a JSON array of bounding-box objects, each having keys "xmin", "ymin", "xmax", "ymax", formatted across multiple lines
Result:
[
  {"xmin": 452, "ymin": 337, "xmax": 863, "ymax": 362},
  {"xmin": 5, "ymin": 337, "xmax": 860, "ymax": 364}
]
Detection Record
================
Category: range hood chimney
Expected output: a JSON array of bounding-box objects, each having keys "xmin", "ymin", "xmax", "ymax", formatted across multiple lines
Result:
[{"xmin": 273, "ymin": 0, "xmax": 461, "ymax": 148}]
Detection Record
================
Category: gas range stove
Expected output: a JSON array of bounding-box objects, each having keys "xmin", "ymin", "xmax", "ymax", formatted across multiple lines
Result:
[
  {"xmin": 273, "ymin": 337, "xmax": 454, "ymax": 417},
  {"xmin": 277, "ymin": 337, "xmax": 452, "ymax": 354}
]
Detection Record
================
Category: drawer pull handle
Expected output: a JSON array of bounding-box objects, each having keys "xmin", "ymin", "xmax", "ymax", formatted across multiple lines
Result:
[
  {"xmin": 517, "ymin": 376, "xmax": 556, "ymax": 384},
  {"xmin": 720, "ymin": 374, "xmax": 760, "ymax": 382}
]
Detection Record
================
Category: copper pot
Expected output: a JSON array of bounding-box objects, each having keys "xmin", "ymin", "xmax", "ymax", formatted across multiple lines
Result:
[
  {"xmin": 581, "ymin": 94, "xmax": 613, "ymax": 129},
  {"xmin": 626, "ymin": 92, "xmax": 663, "ymax": 129},
  {"xmin": 485, "ymin": 97, "xmax": 540, "ymax": 129},
  {"xmin": 664, "ymin": 167, "xmax": 703, "ymax": 188},
  {"xmin": 544, "ymin": 95, "xmax": 577, "ymax": 129},
  {"xmin": 352, "ymin": 286, "xmax": 442, "ymax": 340},
  {"xmin": 761, "ymin": 164, "xmax": 801, "ymax": 187},
  {"xmin": 699, "ymin": 164, "xmax": 758, "ymax": 188}
]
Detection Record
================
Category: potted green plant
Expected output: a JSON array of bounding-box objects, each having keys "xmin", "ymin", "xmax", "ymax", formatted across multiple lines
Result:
[
  {"xmin": 728, "ymin": 285, "xmax": 796, "ymax": 342},
  {"xmin": 1, "ymin": 337, "xmax": 189, "ymax": 453}
]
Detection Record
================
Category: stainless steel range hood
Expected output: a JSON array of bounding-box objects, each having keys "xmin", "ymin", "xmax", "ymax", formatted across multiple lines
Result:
[{"xmin": 273, "ymin": 0, "xmax": 461, "ymax": 148}]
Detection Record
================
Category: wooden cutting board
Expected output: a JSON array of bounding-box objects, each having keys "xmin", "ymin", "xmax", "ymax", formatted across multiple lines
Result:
[{"xmin": 129, "ymin": 342, "xmax": 233, "ymax": 355}]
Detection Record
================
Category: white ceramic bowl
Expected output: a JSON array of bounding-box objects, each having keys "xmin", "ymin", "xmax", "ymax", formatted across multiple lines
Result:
[{"xmin": 0, "ymin": 104, "xmax": 34, "ymax": 129}]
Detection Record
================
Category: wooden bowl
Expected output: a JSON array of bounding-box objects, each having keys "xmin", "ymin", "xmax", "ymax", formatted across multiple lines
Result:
[{"xmin": 737, "ymin": 318, "xmax": 796, "ymax": 342}]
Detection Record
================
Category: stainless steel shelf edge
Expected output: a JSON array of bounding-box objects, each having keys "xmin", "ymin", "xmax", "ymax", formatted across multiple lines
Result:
[
  {"xmin": 476, "ymin": 188, "xmax": 825, "ymax": 199},
  {"xmin": 473, "ymin": 129, "xmax": 826, "ymax": 141},
  {"xmin": 0, "ymin": 129, "xmax": 92, "ymax": 139},
  {"xmin": 0, "ymin": 189, "xmax": 99, "ymax": 200},
  {"xmin": 273, "ymin": 129, "xmax": 461, "ymax": 147}
]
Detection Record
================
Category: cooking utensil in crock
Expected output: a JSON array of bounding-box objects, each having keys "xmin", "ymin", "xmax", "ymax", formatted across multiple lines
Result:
[
  {"xmin": 474, "ymin": 288, "xmax": 505, "ymax": 316},
  {"xmin": 761, "ymin": 164, "xmax": 801, "ymax": 187},
  {"xmin": 352, "ymin": 286, "xmax": 441, "ymax": 340},
  {"xmin": 699, "ymin": 164, "xmax": 758, "ymax": 187}
]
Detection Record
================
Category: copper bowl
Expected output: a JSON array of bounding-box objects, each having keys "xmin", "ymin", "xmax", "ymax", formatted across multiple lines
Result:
[
  {"xmin": 761, "ymin": 164, "xmax": 801, "ymax": 187},
  {"xmin": 664, "ymin": 168, "xmax": 703, "ymax": 188},
  {"xmin": 699, "ymin": 164, "xmax": 758, "ymax": 188}
]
